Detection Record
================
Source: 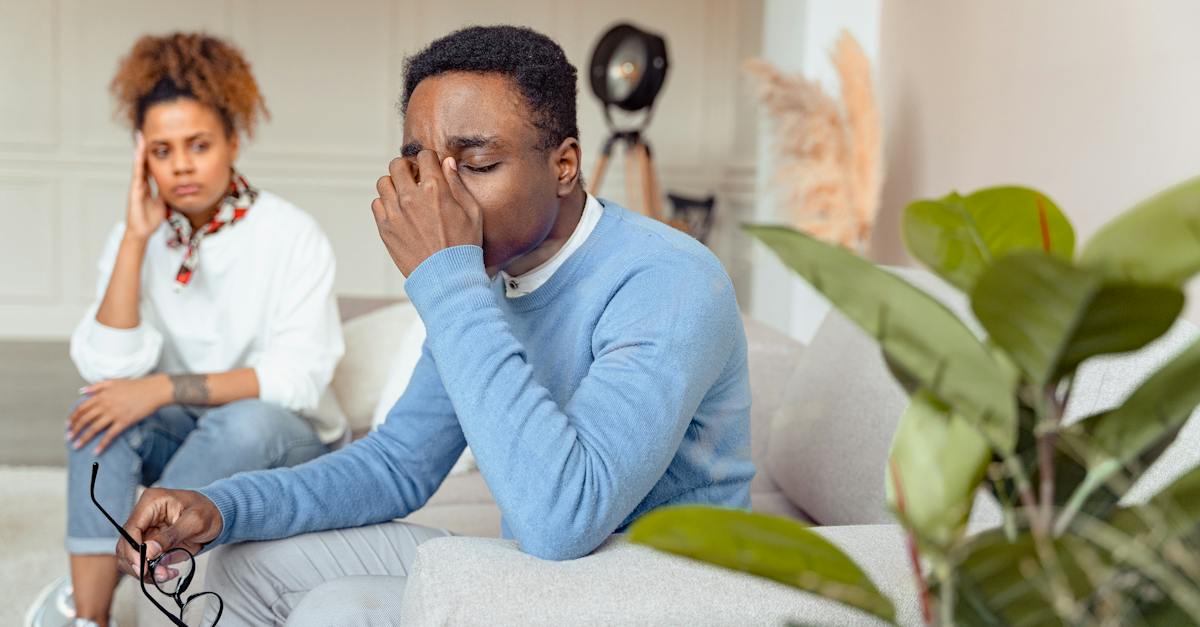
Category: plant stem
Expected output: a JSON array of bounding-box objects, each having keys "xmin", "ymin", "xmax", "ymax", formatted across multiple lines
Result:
[
  {"xmin": 1026, "ymin": 383, "xmax": 1082, "ymax": 622},
  {"xmin": 1036, "ymin": 196, "xmax": 1052, "ymax": 252},
  {"xmin": 1037, "ymin": 384, "xmax": 1066, "ymax": 536},
  {"xmin": 889, "ymin": 458, "xmax": 934, "ymax": 625},
  {"xmin": 1038, "ymin": 432, "xmax": 1057, "ymax": 534},
  {"xmin": 1001, "ymin": 453, "xmax": 1038, "ymax": 514},
  {"xmin": 1055, "ymin": 459, "xmax": 1120, "ymax": 536},
  {"xmin": 1074, "ymin": 516, "xmax": 1200, "ymax": 623},
  {"xmin": 938, "ymin": 562, "xmax": 957, "ymax": 627}
]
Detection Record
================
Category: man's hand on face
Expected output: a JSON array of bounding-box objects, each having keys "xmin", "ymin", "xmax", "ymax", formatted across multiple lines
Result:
[{"xmin": 372, "ymin": 149, "xmax": 484, "ymax": 277}]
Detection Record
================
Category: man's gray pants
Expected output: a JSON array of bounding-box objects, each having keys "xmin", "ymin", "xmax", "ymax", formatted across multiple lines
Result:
[{"xmin": 201, "ymin": 521, "xmax": 451, "ymax": 626}]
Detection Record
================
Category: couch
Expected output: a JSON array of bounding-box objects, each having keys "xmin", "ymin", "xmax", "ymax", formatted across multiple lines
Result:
[{"xmin": 135, "ymin": 269, "xmax": 1200, "ymax": 625}]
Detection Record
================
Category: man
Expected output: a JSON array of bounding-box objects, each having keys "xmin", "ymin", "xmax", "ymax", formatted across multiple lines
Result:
[{"xmin": 117, "ymin": 25, "xmax": 754, "ymax": 625}]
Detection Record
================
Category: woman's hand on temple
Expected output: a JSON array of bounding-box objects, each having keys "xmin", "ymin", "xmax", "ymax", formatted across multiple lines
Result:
[{"xmin": 124, "ymin": 132, "xmax": 167, "ymax": 242}]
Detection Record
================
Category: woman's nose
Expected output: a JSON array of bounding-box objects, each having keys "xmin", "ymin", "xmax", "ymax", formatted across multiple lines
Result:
[{"xmin": 170, "ymin": 152, "xmax": 194, "ymax": 175}]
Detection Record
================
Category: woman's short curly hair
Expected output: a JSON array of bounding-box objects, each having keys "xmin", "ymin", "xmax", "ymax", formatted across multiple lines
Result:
[{"xmin": 110, "ymin": 32, "xmax": 268, "ymax": 138}]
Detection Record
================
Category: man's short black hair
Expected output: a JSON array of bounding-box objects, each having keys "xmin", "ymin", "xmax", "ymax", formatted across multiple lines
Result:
[{"xmin": 401, "ymin": 25, "xmax": 579, "ymax": 150}]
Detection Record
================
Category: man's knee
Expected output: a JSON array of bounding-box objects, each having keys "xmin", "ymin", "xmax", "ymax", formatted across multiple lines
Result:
[
  {"xmin": 286, "ymin": 576, "xmax": 407, "ymax": 627},
  {"xmin": 203, "ymin": 543, "xmax": 286, "ymax": 626},
  {"xmin": 203, "ymin": 544, "xmax": 243, "ymax": 596}
]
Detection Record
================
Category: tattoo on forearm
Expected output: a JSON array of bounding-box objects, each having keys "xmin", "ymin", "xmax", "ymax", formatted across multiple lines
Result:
[{"xmin": 169, "ymin": 374, "xmax": 211, "ymax": 405}]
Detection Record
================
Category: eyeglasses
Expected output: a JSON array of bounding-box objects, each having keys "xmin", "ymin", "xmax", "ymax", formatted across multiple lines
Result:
[{"xmin": 89, "ymin": 462, "xmax": 224, "ymax": 626}]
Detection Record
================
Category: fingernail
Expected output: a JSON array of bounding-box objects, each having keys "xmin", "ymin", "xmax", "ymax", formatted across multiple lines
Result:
[
  {"xmin": 446, "ymin": 157, "xmax": 457, "ymax": 172},
  {"xmin": 93, "ymin": 447, "xmax": 102, "ymax": 455},
  {"xmin": 78, "ymin": 386, "xmax": 90, "ymax": 395},
  {"xmin": 73, "ymin": 441, "xmax": 82, "ymax": 450},
  {"xmin": 147, "ymin": 540, "xmax": 162, "ymax": 557}
]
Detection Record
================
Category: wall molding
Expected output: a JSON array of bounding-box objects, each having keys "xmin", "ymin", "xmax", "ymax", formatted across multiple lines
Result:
[{"xmin": 0, "ymin": 1, "xmax": 762, "ymax": 338}]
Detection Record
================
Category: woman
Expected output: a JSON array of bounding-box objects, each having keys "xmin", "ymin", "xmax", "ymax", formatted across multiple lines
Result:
[{"xmin": 27, "ymin": 33, "xmax": 346, "ymax": 627}]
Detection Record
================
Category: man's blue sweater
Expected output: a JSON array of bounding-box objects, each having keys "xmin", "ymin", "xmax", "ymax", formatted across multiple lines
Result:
[{"xmin": 199, "ymin": 202, "xmax": 754, "ymax": 560}]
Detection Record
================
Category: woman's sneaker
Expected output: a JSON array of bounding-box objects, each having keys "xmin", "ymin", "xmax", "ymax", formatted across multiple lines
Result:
[{"xmin": 23, "ymin": 576, "xmax": 118, "ymax": 627}]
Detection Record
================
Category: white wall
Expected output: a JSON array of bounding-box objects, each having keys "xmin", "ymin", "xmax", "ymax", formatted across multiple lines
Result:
[
  {"xmin": 877, "ymin": 0, "xmax": 1200, "ymax": 323},
  {"xmin": 749, "ymin": 0, "xmax": 881, "ymax": 342},
  {"xmin": 0, "ymin": 0, "xmax": 762, "ymax": 338},
  {"xmin": 747, "ymin": 0, "xmax": 1200, "ymax": 339}
]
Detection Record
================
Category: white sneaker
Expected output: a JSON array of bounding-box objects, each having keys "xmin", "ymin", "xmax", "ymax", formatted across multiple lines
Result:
[{"xmin": 23, "ymin": 577, "xmax": 118, "ymax": 627}]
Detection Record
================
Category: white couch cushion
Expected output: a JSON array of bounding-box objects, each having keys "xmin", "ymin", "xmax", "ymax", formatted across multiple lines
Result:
[
  {"xmin": 765, "ymin": 268, "xmax": 998, "ymax": 526},
  {"xmin": 369, "ymin": 315, "xmax": 477, "ymax": 476},
  {"xmin": 401, "ymin": 471, "xmax": 501, "ymax": 537},
  {"xmin": 741, "ymin": 316, "xmax": 811, "ymax": 521},
  {"xmin": 329, "ymin": 302, "xmax": 420, "ymax": 434},
  {"xmin": 767, "ymin": 308, "xmax": 910, "ymax": 525},
  {"xmin": 400, "ymin": 526, "xmax": 922, "ymax": 626}
]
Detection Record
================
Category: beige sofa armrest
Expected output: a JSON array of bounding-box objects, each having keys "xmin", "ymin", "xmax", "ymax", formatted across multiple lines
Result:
[{"xmin": 401, "ymin": 526, "xmax": 924, "ymax": 626}]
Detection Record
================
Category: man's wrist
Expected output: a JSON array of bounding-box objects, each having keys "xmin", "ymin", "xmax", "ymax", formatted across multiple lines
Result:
[
  {"xmin": 195, "ymin": 485, "xmax": 236, "ymax": 547},
  {"xmin": 196, "ymin": 491, "xmax": 225, "ymax": 548},
  {"xmin": 405, "ymin": 245, "xmax": 491, "ymax": 327}
]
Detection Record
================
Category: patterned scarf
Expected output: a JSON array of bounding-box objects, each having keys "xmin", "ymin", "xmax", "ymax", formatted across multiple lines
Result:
[{"xmin": 164, "ymin": 172, "xmax": 257, "ymax": 288}]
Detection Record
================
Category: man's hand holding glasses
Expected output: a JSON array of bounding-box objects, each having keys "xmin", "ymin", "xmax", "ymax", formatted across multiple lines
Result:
[{"xmin": 91, "ymin": 462, "xmax": 226, "ymax": 625}]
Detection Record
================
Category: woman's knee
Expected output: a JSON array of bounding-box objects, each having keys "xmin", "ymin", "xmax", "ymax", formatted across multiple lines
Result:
[
  {"xmin": 65, "ymin": 422, "xmax": 144, "ymax": 460},
  {"xmin": 198, "ymin": 400, "xmax": 292, "ymax": 443},
  {"xmin": 194, "ymin": 400, "xmax": 323, "ymax": 465}
]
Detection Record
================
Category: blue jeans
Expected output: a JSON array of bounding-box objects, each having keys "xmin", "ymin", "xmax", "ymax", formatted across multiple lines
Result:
[{"xmin": 66, "ymin": 399, "xmax": 329, "ymax": 554}]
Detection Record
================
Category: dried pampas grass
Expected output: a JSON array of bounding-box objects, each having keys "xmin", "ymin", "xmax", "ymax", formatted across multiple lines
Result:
[{"xmin": 745, "ymin": 31, "xmax": 883, "ymax": 251}]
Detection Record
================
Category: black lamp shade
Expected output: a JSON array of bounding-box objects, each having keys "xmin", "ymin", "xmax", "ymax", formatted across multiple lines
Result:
[{"xmin": 589, "ymin": 23, "xmax": 669, "ymax": 112}]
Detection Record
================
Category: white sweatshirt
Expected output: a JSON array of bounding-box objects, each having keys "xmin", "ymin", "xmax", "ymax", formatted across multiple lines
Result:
[{"xmin": 70, "ymin": 190, "xmax": 347, "ymax": 444}]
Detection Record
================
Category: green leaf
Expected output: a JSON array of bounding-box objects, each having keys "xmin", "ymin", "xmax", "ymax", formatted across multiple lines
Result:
[
  {"xmin": 953, "ymin": 529, "xmax": 1096, "ymax": 627},
  {"xmin": 903, "ymin": 186, "xmax": 1075, "ymax": 292},
  {"xmin": 1080, "ymin": 175, "xmax": 1200, "ymax": 286},
  {"xmin": 1062, "ymin": 337, "xmax": 1200, "ymax": 521},
  {"xmin": 1139, "ymin": 602, "xmax": 1195, "ymax": 627},
  {"xmin": 745, "ymin": 224, "xmax": 1018, "ymax": 451},
  {"xmin": 953, "ymin": 524, "xmax": 1200, "ymax": 626},
  {"xmin": 1070, "ymin": 512, "xmax": 1200, "ymax": 623},
  {"xmin": 1110, "ymin": 464, "xmax": 1200, "ymax": 542},
  {"xmin": 1080, "ymin": 335, "xmax": 1200, "ymax": 471},
  {"xmin": 628, "ymin": 506, "xmax": 896, "ymax": 623},
  {"xmin": 886, "ymin": 391, "xmax": 991, "ymax": 550},
  {"xmin": 971, "ymin": 253, "xmax": 1183, "ymax": 384},
  {"xmin": 1057, "ymin": 284, "xmax": 1184, "ymax": 380}
]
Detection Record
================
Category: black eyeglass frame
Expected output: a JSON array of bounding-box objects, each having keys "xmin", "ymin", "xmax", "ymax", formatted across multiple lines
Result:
[{"xmin": 89, "ymin": 461, "xmax": 224, "ymax": 626}]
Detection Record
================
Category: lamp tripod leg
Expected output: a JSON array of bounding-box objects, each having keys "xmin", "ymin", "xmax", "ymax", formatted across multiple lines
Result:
[
  {"xmin": 637, "ymin": 142, "xmax": 666, "ymax": 222},
  {"xmin": 590, "ymin": 153, "xmax": 611, "ymax": 195},
  {"xmin": 624, "ymin": 141, "xmax": 639, "ymax": 215}
]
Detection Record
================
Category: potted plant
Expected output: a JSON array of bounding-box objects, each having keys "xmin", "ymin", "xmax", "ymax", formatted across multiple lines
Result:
[{"xmin": 629, "ymin": 178, "xmax": 1200, "ymax": 625}]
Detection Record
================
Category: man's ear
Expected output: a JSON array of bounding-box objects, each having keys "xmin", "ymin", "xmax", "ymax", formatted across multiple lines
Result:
[{"xmin": 552, "ymin": 138, "xmax": 581, "ymax": 197}]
